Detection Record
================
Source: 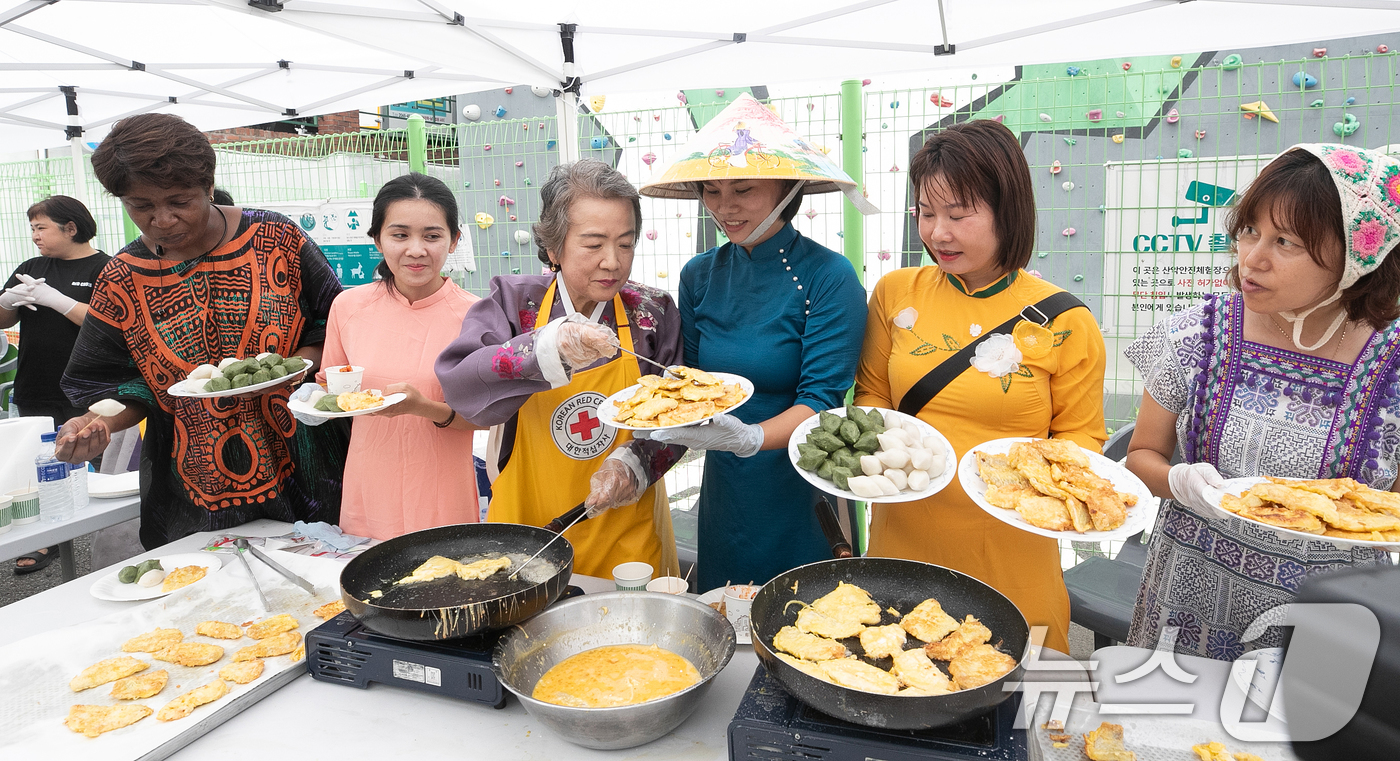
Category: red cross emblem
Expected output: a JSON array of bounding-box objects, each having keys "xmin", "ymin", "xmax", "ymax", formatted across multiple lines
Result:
[{"xmin": 569, "ymin": 409, "xmax": 602, "ymax": 441}]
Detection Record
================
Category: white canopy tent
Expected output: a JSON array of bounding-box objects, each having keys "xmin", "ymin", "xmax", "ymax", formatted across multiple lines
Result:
[{"xmin": 4, "ymin": 0, "xmax": 1399, "ymax": 157}]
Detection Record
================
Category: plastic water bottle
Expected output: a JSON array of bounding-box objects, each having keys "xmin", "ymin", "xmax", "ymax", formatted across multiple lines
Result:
[
  {"xmin": 70, "ymin": 461, "xmax": 89, "ymax": 510},
  {"xmin": 36, "ymin": 432, "xmax": 73, "ymax": 524}
]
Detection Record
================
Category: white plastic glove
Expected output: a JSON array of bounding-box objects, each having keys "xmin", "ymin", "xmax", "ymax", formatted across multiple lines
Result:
[
  {"xmin": 16, "ymin": 274, "xmax": 77, "ymax": 315},
  {"xmin": 0, "ymin": 282, "xmax": 38, "ymax": 311},
  {"xmin": 584, "ymin": 456, "xmax": 644, "ymax": 518},
  {"xmin": 289, "ymin": 382, "xmax": 329, "ymax": 426},
  {"xmin": 555, "ymin": 314, "xmax": 619, "ymax": 369},
  {"xmin": 644, "ymin": 412, "xmax": 764, "ymax": 457},
  {"xmin": 1168, "ymin": 462, "xmax": 1225, "ymax": 513}
]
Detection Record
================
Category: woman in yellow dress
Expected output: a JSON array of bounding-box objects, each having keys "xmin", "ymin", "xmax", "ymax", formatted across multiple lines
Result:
[{"xmin": 854, "ymin": 120, "xmax": 1107, "ymax": 654}]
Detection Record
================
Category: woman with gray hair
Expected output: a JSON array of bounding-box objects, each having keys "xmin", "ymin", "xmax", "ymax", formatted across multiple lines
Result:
[{"xmin": 436, "ymin": 159, "xmax": 684, "ymax": 578}]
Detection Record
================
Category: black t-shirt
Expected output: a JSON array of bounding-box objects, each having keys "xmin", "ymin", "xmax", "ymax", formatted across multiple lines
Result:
[{"xmin": 4, "ymin": 252, "xmax": 110, "ymax": 406}]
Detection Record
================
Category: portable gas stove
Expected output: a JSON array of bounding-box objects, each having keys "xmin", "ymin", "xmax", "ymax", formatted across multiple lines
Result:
[
  {"xmin": 306, "ymin": 585, "xmax": 584, "ymax": 708},
  {"xmin": 728, "ymin": 666, "xmax": 1027, "ymax": 761}
]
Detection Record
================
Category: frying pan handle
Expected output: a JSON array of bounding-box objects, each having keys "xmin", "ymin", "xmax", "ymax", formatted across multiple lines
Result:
[
  {"xmin": 814, "ymin": 497, "xmax": 853, "ymax": 559},
  {"xmin": 544, "ymin": 501, "xmax": 590, "ymax": 533}
]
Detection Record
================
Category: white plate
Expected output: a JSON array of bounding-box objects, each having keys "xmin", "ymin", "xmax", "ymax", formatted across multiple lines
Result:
[
  {"xmin": 167, "ymin": 363, "xmax": 310, "ymax": 398},
  {"xmin": 788, "ymin": 407, "xmax": 956, "ymax": 504},
  {"xmin": 89, "ymin": 552, "xmax": 224, "ymax": 601},
  {"xmin": 697, "ymin": 587, "xmax": 749, "ymax": 645},
  {"xmin": 959, "ymin": 437, "xmax": 1156, "ymax": 541},
  {"xmin": 287, "ymin": 391, "xmax": 407, "ymax": 419},
  {"xmin": 1203, "ymin": 477, "xmax": 1400, "ymax": 549},
  {"xmin": 89, "ymin": 470, "xmax": 140, "ymax": 499},
  {"xmin": 598, "ymin": 372, "xmax": 754, "ymax": 431}
]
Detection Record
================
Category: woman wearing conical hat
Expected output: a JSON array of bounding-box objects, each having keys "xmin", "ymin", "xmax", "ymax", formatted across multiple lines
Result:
[{"xmin": 641, "ymin": 94, "xmax": 877, "ymax": 592}]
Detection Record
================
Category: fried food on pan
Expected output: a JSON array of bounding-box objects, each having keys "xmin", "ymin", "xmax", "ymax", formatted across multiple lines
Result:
[
  {"xmin": 161, "ymin": 564, "xmax": 207, "ymax": 592},
  {"xmin": 234, "ymin": 630, "xmax": 302, "ymax": 661},
  {"xmin": 773, "ymin": 626, "xmax": 848, "ymax": 661},
  {"xmin": 314, "ymin": 600, "xmax": 347, "ymax": 620},
  {"xmin": 819, "ymin": 658, "xmax": 901, "ymax": 695},
  {"xmin": 795, "ymin": 606, "xmax": 865, "ymax": 640},
  {"xmin": 901, "ymin": 598, "xmax": 961, "ymax": 643},
  {"xmin": 397, "ymin": 555, "xmax": 512, "ymax": 585},
  {"xmin": 157, "ymin": 679, "xmax": 230, "ymax": 722},
  {"xmin": 776, "ymin": 652, "xmax": 828, "ymax": 679},
  {"xmin": 245, "ymin": 613, "xmax": 299, "ymax": 639},
  {"xmin": 891, "ymin": 648, "xmax": 953, "ymax": 695},
  {"xmin": 924, "ymin": 615, "xmax": 992, "ymax": 661},
  {"xmin": 153, "ymin": 642, "xmax": 225, "ymax": 667},
  {"xmin": 219, "ymin": 659, "xmax": 265, "ymax": 684},
  {"xmin": 948, "ymin": 644, "xmax": 1017, "ymax": 689},
  {"xmin": 65, "ymin": 704, "xmax": 153, "ymax": 737},
  {"xmin": 1084, "ymin": 721, "xmax": 1136, "ymax": 761},
  {"xmin": 637, "ymin": 374, "xmax": 686, "ymax": 391},
  {"xmin": 111, "ymin": 669, "xmax": 168, "ymax": 700},
  {"xmin": 122, "ymin": 628, "xmax": 183, "ymax": 653},
  {"xmin": 811, "ymin": 582, "xmax": 882, "ymax": 626},
  {"xmin": 857, "ymin": 624, "xmax": 908, "ymax": 660},
  {"xmin": 71, "ymin": 656, "xmax": 148, "ymax": 692},
  {"xmin": 291, "ymin": 643, "xmax": 306, "ymax": 662},
  {"xmin": 195, "ymin": 621, "xmax": 243, "ymax": 639}
]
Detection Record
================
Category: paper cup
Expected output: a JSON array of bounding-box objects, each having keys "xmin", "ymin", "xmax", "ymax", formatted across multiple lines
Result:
[
  {"xmin": 612, "ymin": 561, "xmax": 654, "ymax": 591},
  {"xmin": 325, "ymin": 365, "xmax": 364, "ymax": 394},
  {"xmin": 646, "ymin": 576, "xmax": 689, "ymax": 595},
  {"xmin": 0, "ymin": 495, "xmax": 11, "ymax": 534},
  {"xmin": 7, "ymin": 487, "xmax": 39, "ymax": 525},
  {"xmin": 723, "ymin": 584, "xmax": 761, "ymax": 640}
]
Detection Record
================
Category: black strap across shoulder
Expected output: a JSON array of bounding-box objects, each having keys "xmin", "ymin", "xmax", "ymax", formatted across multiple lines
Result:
[{"xmin": 896, "ymin": 291, "xmax": 1087, "ymax": 417}]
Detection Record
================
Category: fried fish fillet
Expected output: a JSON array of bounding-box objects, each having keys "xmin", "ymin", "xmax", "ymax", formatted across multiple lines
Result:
[
  {"xmin": 153, "ymin": 642, "xmax": 225, "ymax": 667},
  {"xmin": 776, "ymin": 652, "xmax": 827, "ymax": 679},
  {"xmin": 121, "ymin": 628, "xmax": 183, "ymax": 653},
  {"xmin": 983, "ymin": 484, "xmax": 1039, "ymax": 510},
  {"xmin": 195, "ymin": 621, "xmax": 243, "ymax": 639},
  {"xmin": 111, "ymin": 669, "xmax": 168, "ymax": 700},
  {"xmin": 818, "ymin": 658, "xmax": 900, "ymax": 695},
  {"xmin": 1008, "ymin": 445, "xmax": 1073, "ymax": 501},
  {"xmin": 714, "ymin": 384, "xmax": 747, "ymax": 409},
  {"xmin": 679, "ymin": 383, "xmax": 726, "ymax": 402},
  {"xmin": 1237, "ymin": 501, "xmax": 1325, "ymax": 534},
  {"xmin": 1015, "ymin": 495, "xmax": 1074, "ymax": 531},
  {"xmin": 857, "ymin": 624, "xmax": 908, "ymax": 659},
  {"xmin": 773, "ymin": 626, "xmax": 848, "ymax": 661},
  {"xmin": 314, "ymin": 600, "xmax": 347, "ymax": 620},
  {"xmin": 891, "ymin": 648, "xmax": 953, "ymax": 695},
  {"xmin": 161, "ymin": 564, "xmax": 207, "ymax": 592},
  {"xmin": 1344, "ymin": 488, "xmax": 1400, "ymax": 518},
  {"xmin": 71, "ymin": 656, "xmax": 149, "ymax": 692},
  {"xmin": 1330, "ymin": 501, "xmax": 1400, "ymax": 532},
  {"xmin": 795, "ymin": 606, "xmax": 865, "ymax": 640},
  {"xmin": 1065, "ymin": 494, "xmax": 1095, "ymax": 533},
  {"xmin": 157, "ymin": 679, "xmax": 229, "ymax": 722},
  {"xmin": 811, "ymin": 582, "xmax": 882, "ymax": 626},
  {"xmin": 1029, "ymin": 437, "xmax": 1092, "ymax": 468},
  {"xmin": 630, "ymin": 396, "xmax": 679, "ymax": 421},
  {"xmin": 901, "ymin": 598, "xmax": 960, "ymax": 643},
  {"xmin": 1052, "ymin": 462, "xmax": 1127, "ymax": 530},
  {"xmin": 246, "ymin": 613, "xmax": 299, "ymax": 639},
  {"xmin": 219, "ymin": 659, "xmax": 265, "ymax": 684},
  {"xmin": 1265, "ymin": 476, "xmax": 1357, "ymax": 500},
  {"xmin": 637, "ymin": 375, "xmax": 686, "ymax": 391},
  {"xmin": 924, "ymin": 615, "xmax": 992, "ymax": 661},
  {"xmin": 1249, "ymin": 483, "xmax": 1339, "ymax": 524},
  {"xmin": 976, "ymin": 452, "xmax": 1032, "ymax": 489},
  {"xmin": 65, "ymin": 704, "xmax": 152, "ymax": 737},
  {"xmin": 671, "ymin": 366, "xmax": 721, "ymax": 386},
  {"xmin": 657, "ymin": 400, "xmax": 716, "ymax": 426},
  {"xmin": 234, "ymin": 630, "xmax": 302, "ymax": 661},
  {"xmin": 948, "ymin": 644, "xmax": 1017, "ymax": 689},
  {"xmin": 1084, "ymin": 721, "xmax": 1136, "ymax": 761}
]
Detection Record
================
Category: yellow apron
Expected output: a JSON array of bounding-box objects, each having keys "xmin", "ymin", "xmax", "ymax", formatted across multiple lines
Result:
[{"xmin": 488, "ymin": 281, "xmax": 678, "ymax": 579}]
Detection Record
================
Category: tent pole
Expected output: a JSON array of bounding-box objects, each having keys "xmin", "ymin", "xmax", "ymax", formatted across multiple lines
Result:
[
  {"xmin": 556, "ymin": 23, "xmax": 581, "ymax": 164},
  {"xmin": 407, "ymin": 113, "xmax": 426, "ymax": 173},
  {"xmin": 60, "ymin": 86, "xmax": 89, "ymax": 207},
  {"xmin": 839, "ymin": 78, "xmax": 867, "ymax": 555}
]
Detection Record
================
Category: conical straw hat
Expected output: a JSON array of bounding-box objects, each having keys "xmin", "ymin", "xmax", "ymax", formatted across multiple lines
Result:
[{"xmin": 640, "ymin": 94, "xmax": 878, "ymax": 214}]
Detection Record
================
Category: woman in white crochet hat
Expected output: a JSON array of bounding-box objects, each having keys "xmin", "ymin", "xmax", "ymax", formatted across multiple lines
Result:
[
  {"xmin": 640, "ymin": 95, "xmax": 874, "ymax": 592},
  {"xmin": 1124, "ymin": 143, "xmax": 1400, "ymax": 659}
]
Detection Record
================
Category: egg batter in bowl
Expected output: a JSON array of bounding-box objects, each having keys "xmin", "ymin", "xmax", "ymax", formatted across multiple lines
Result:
[{"xmin": 531, "ymin": 644, "xmax": 701, "ymax": 708}]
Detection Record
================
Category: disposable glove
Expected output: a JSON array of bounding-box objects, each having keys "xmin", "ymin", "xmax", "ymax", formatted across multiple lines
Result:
[
  {"xmin": 17, "ymin": 273, "xmax": 77, "ymax": 315},
  {"xmin": 0, "ymin": 282, "xmax": 37, "ymax": 311},
  {"xmin": 645, "ymin": 413, "xmax": 764, "ymax": 457},
  {"xmin": 289, "ymin": 382, "xmax": 329, "ymax": 426},
  {"xmin": 1168, "ymin": 462, "xmax": 1225, "ymax": 514},
  {"xmin": 584, "ymin": 455, "xmax": 644, "ymax": 518},
  {"xmin": 555, "ymin": 314, "xmax": 619, "ymax": 369}
]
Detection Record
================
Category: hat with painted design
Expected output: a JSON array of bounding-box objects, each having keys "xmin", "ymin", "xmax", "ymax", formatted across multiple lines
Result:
[{"xmin": 639, "ymin": 93, "xmax": 878, "ymax": 214}]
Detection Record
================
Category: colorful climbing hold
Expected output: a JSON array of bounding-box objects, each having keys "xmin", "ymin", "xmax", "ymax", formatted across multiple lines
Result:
[
  {"xmin": 1038, "ymin": 113, "xmax": 1053, "ymax": 123},
  {"xmin": 494, "ymin": 179, "xmax": 501, "ymax": 186},
  {"xmin": 627, "ymin": 137, "xmax": 636, "ymax": 143},
  {"xmin": 1087, "ymin": 109, "xmax": 1102, "ymax": 122},
  {"xmin": 588, "ymin": 95, "xmax": 605, "ymax": 112},
  {"xmin": 1222, "ymin": 54, "xmax": 1243, "ymax": 70},
  {"xmin": 1112, "ymin": 134, "xmax": 1125, "ymax": 144},
  {"xmin": 807, "ymin": 102, "xmax": 815, "ymax": 111},
  {"xmin": 499, "ymin": 195, "xmax": 515, "ymax": 206},
  {"xmin": 1073, "ymin": 274, "xmax": 1084, "ymax": 282},
  {"xmin": 861, "ymin": 78, "xmax": 871, "ymax": 86},
  {"xmin": 1027, "ymin": 270, "xmax": 1042, "ymax": 279},
  {"xmin": 590, "ymin": 136, "xmax": 606, "ymax": 149},
  {"xmin": 889, "ymin": 101, "xmax": 900, "ymax": 109},
  {"xmin": 993, "ymin": 115, "xmax": 1005, "ymax": 123},
  {"xmin": 1333, "ymin": 113, "xmax": 1360, "ymax": 137},
  {"xmin": 877, "ymin": 250, "xmax": 892, "ymax": 261},
  {"xmin": 1171, "ymin": 56, "xmax": 1182, "ymax": 68},
  {"xmin": 547, "ymin": 140, "xmax": 557, "ymax": 149},
  {"xmin": 642, "ymin": 152, "xmax": 657, "ymax": 166},
  {"xmin": 1345, "ymin": 96, "xmax": 1356, "ymax": 105},
  {"xmin": 1062, "ymin": 228, "xmax": 1076, "ymax": 236},
  {"xmin": 463, "ymin": 181, "xmax": 471, "ymax": 188},
  {"xmin": 664, "ymin": 133, "xmax": 672, "ymax": 140},
  {"xmin": 499, "ymin": 251, "xmax": 509, "ymax": 257},
  {"xmin": 1166, "ymin": 108, "xmax": 1179, "ymax": 124},
  {"xmin": 1313, "ymin": 48, "xmax": 1327, "ymax": 58},
  {"xmin": 653, "ymin": 114, "xmax": 661, "ymax": 121},
  {"xmin": 523, "ymin": 179, "xmax": 531, "ymax": 186},
  {"xmin": 930, "ymin": 93, "xmax": 953, "ymax": 107},
  {"xmin": 1122, "ymin": 62, "xmax": 1132, "ymax": 71},
  {"xmin": 532, "ymin": 85, "xmax": 551, "ymax": 97},
  {"xmin": 1195, "ymin": 129, "xmax": 1206, "ymax": 139},
  {"xmin": 1066, "ymin": 66, "xmax": 1081, "ymax": 76},
  {"xmin": 509, "ymin": 215, "xmax": 517, "ymax": 221},
  {"xmin": 677, "ymin": 92, "xmax": 687, "ymax": 104},
  {"xmin": 1292, "ymin": 72, "xmax": 1319, "ymax": 89},
  {"xmin": 1062, "ymin": 181, "xmax": 1074, "ymax": 191},
  {"xmin": 1063, "ymin": 137, "xmax": 1077, "ymax": 146},
  {"xmin": 474, "ymin": 212, "xmax": 494, "ymax": 229},
  {"xmin": 1379, "ymin": 45, "xmax": 1390, "ymax": 54},
  {"xmin": 514, "ymin": 230, "xmax": 531, "ymax": 245},
  {"xmin": 494, "ymin": 106, "xmax": 506, "ymax": 118},
  {"xmin": 1178, "ymin": 148, "xmax": 1194, "ymax": 159},
  {"xmin": 715, "ymin": 89, "xmax": 725, "ymax": 97},
  {"xmin": 511, "ymin": 268, "xmax": 521, "ymax": 274},
  {"xmin": 1115, "ymin": 111, "xmax": 1125, "ymax": 118},
  {"xmin": 1037, "ymin": 252, "xmax": 1048, "ymax": 259},
  {"xmin": 645, "ymin": 230, "xmax": 657, "ymax": 241},
  {"xmin": 515, "ymin": 161, "xmax": 524, "ymax": 167},
  {"xmin": 657, "ymin": 270, "xmax": 669, "ymax": 279},
  {"xmin": 483, "ymin": 143, "xmax": 492, "ymax": 151},
  {"xmin": 889, "ymin": 164, "xmax": 899, "ymax": 172},
  {"xmin": 881, "ymin": 122, "xmax": 888, "ymax": 129},
  {"xmin": 805, "ymin": 208, "xmax": 817, "ymax": 220},
  {"xmin": 522, "ymin": 123, "xmax": 529, "ymax": 130},
  {"xmin": 1050, "ymin": 161, "xmax": 1062, "ymax": 174},
  {"xmin": 1240, "ymin": 101, "xmax": 1279, "ymax": 123}
]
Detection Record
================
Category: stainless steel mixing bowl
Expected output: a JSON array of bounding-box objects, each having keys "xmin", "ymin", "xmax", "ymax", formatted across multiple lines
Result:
[{"xmin": 492, "ymin": 591, "xmax": 736, "ymax": 750}]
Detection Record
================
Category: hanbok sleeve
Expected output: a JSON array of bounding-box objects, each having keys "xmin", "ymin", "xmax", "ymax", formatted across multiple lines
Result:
[{"xmin": 435, "ymin": 277, "xmax": 556, "ymax": 426}]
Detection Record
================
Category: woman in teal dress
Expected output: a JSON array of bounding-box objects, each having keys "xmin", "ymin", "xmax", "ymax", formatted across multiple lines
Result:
[{"xmin": 640, "ymin": 94, "xmax": 876, "ymax": 591}]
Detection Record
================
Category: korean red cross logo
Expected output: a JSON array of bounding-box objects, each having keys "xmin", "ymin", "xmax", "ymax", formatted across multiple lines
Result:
[{"xmin": 550, "ymin": 391, "xmax": 617, "ymax": 460}]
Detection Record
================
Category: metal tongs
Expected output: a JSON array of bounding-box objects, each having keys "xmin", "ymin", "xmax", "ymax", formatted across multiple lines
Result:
[{"xmin": 233, "ymin": 538, "xmax": 317, "ymax": 606}]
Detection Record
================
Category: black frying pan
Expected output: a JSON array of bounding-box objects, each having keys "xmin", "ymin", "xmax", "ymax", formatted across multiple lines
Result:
[{"xmin": 340, "ymin": 522, "xmax": 574, "ymax": 641}]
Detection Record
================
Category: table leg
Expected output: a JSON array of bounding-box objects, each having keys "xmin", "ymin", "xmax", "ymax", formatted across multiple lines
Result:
[{"xmin": 59, "ymin": 539, "xmax": 77, "ymax": 581}]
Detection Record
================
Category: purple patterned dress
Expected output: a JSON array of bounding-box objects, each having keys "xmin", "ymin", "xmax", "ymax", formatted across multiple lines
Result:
[{"xmin": 1124, "ymin": 292, "xmax": 1395, "ymax": 660}]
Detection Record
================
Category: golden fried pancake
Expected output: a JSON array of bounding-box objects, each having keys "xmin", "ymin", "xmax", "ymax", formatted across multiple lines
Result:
[
  {"xmin": 657, "ymin": 400, "xmax": 716, "ymax": 426},
  {"xmin": 1008, "ymin": 445, "xmax": 1073, "ymax": 500},
  {"xmin": 679, "ymin": 383, "xmax": 726, "ymax": 402},
  {"xmin": 818, "ymin": 658, "xmax": 900, "ymax": 694},
  {"xmin": 234, "ymin": 629, "xmax": 302, "ymax": 661},
  {"xmin": 1191, "ymin": 741, "xmax": 1233, "ymax": 761},
  {"xmin": 924, "ymin": 615, "xmax": 992, "ymax": 661},
  {"xmin": 1237, "ymin": 501, "xmax": 1325, "ymax": 534},
  {"xmin": 66, "ymin": 704, "xmax": 152, "ymax": 737},
  {"xmin": 314, "ymin": 600, "xmax": 347, "ymax": 620},
  {"xmin": 111, "ymin": 669, "xmax": 168, "ymax": 700},
  {"xmin": 161, "ymin": 564, "xmax": 207, "ymax": 592},
  {"xmin": 1330, "ymin": 501, "xmax": 1400, "ymax": 532},
  {"xmin": 795, "ymin": 606, "xmax": 865, "ymax": 640},
  {"xmin": 637, "ymin": 375, "xmax": 686, "ymax": 391},
  {"xmin": 336, "ymin": 390, "xmax": 384, "ymax": 412},
  {"xmin": 1249, "ymin": 483, "xmax": 1339, "ymax": 524},
  {"xmin": 157, "ymin": 679, "xmax": 229, "ymax": 722},
  {"xmin": 1029, "ymin": 438, "xmax": 1091, "ymax": 468},
  {"xmin": 1066, "ymin": 494, "xmax": 1095, "ymax": 533},
  {"xmin": 948, "ymin": 644, "xmax": 1017, "ymax": 688},
  {"xmin": 891, "ymin": 648, "xmax": 953, "ymax": 694},
  {"xmin": 1344, "ymin": 488, "xmax": 1400, "ymax": 518},
  {"xmin": 1015, "ymin": 494, "xmax": 1074, "ymax": 531},
  {"xmin": 121, "ymin": 628, "xmax": 183, "ymax": 653},
  {"xmin": 857, "ymin": 624, "xmax": 908, "ymax": 659},
  {"xmin": 714, "ymin": 384, "xmax": 747, "ymax": 409},
  {"xmin": 776, "ymin": 652, "xmax": 827, "ymax": 679},
  {"xmin": 195, "ymin": 621, "xmax": 243, "ymax": 639},
  {"xmin": 984, "ymin": 484, "xmax": 1038, "ymax": 510},
  {"xmin": 773, "ymin": 626, "xmax": 848, "ymax": 661},
  {"xmin": 1264, "ymin": 476, "xmax": 1357, "ymax": 500},
  {"xmin": 291, "ymin": 643, "xmax": 306, "ymax": 662},
  {"xmin": 976, "ymin": 452, "xmax": 1032, "ymax": 489},
  {"xmin": 153, "ymin": 642, "xmax": 224, "ymax": 667},
  {"xmin": 219, "ymin": 659, "xmax": 265, "ymax": 684},
  {"xmin": 672, "ymin": 367, "xmax": 721, "ymax": 386},
  {"xmin": 1084, "ymin": 721, "xmax": 1136, "ymax": 761},
  {"xmin": 901, "ymin": 598, "xmax": 960, "ymax": 643},
  {"xmin": 812, "ymin": 582, "xmax": 883, "ymax": 626},
  {"xmin": 246, "ymin": 613, "xmax": 299, "ymax": 639},
  {"xmin": 630, "ymin": 396, "xmax": 679, "ymax": 421},
  {"xmin": 71, "ymin": 656, "xmax": 148, "ymax": 691}
]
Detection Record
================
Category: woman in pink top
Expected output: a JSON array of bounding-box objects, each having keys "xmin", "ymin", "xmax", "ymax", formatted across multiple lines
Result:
[{"xmin": 292, "ymin": 173, "xmax": 480, "ymax": 539}]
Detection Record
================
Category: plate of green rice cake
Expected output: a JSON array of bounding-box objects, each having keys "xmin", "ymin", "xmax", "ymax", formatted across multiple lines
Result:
[{"xmin": 168, "ymin": 353, "xmax": 312, "ymax": 398}]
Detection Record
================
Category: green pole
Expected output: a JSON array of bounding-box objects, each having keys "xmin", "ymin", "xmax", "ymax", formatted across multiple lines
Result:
[
  {"xmin": 407, "ymin": 114, "xmax": 426, "ymax": 174},
  {"xmin": 839, "ymin": 79, "xmax": 869, "ymax": 554}
]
